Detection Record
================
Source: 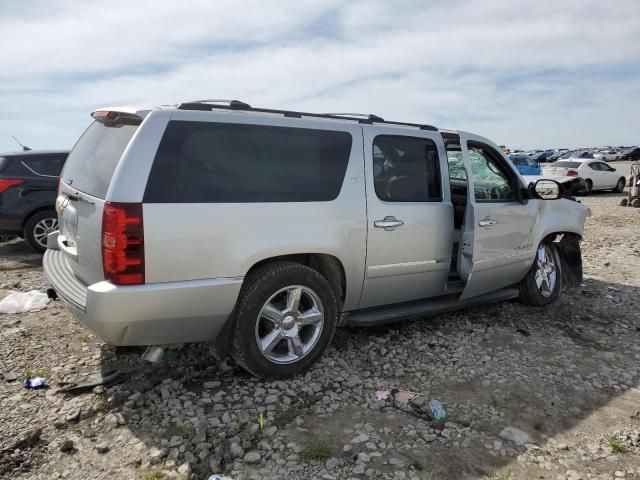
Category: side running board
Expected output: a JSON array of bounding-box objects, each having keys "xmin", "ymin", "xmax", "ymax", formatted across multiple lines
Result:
[{"xmin": 341, "ymin": 288, "xmax": 519, "ymax": 327}]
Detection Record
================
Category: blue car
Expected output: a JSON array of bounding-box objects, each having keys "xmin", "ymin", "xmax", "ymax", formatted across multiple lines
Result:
[{"xmin": 508, "ymin": 154, "xmax": 541, "ymax": 175}]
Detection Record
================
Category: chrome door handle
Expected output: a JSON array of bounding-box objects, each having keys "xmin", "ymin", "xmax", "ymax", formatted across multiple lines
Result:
[
  {"xmin": 478, "ymin": 218, "xmax": 497, "ymax": 227},
  {"xmin": 374, "ymin": 216, "xmax": 404, "ymax": 231}
]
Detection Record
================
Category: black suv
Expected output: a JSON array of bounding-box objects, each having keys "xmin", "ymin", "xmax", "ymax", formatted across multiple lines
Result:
[
  {"xmin": 621, "ymin": 147, "xmax": 640, "ymax": 161},
  {"xmin": 0, "ymin": 150, "xmax": 69, "ymax": 252}
]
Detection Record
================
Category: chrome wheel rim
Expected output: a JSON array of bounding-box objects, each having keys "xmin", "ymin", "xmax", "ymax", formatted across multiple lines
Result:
[
  {"xmin": 33, "ymin": 218, "xmax": 58, "ymax": 248},
  {"xmin": 255, "ymin": 285, "xmax": 324, "ymax": 365},
  {"xmin": 534, "ymin": 245, "xmax": 557, "ymax": 297}
]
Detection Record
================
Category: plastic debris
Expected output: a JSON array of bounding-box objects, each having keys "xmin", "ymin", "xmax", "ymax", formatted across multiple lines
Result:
[
  {"xmin": 0, "ymin": 290, "xmax": 50, "ymax": 314},
  {"xmin": 375, "ymin": 390, "xmax": 390, "ymax": 401},
  {"xmin": 429, "ymin": 399, "xmax": 447, "ymax": 422},
  {"xmin": 24, "ymin": 377, "xmax": 47, "ymax": 389}
]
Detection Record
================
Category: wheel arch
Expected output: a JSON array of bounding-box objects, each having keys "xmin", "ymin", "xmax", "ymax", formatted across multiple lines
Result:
[
  {"xmin": 21, "ymin": 206, "xmax": 57, "ymax": 230},
  {"xmin": 211, "ymin": 253, "xmax": 347, "ymax": 361},
  {"xmin": 540, "ymin": 231, "xmax": 583, "ymax": 287}
]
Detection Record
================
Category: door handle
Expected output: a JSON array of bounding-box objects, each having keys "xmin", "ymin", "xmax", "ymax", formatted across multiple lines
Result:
[
  {"xmin": 374, "ymin": 216, "xmax": 404, "ymax": 231},
  {"xmin": 478, "ymin": 218, "xmax": 497, "ymax": 227}
]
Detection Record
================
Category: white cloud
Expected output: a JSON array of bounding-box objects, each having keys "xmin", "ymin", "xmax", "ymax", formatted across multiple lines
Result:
[{"xmin": 0, "ymin": 0, "xmax": 639, "ymax": 151}]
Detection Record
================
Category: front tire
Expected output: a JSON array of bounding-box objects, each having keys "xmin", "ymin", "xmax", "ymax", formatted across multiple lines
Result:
[
  {"xmin": 230, "ymin": 262, "xmax": 338, "ymax": 379},
  {"xmin": 518, "ymin": 242, "xmax": 562, "ymax": 306},
  {"xmin": 24, "ymin": 211, "xmax": 58, "ymax": 253}
]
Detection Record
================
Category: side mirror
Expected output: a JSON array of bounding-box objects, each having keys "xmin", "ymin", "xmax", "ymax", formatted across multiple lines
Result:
[
  {"xmin": 610, "ymin": 167, "xmax": 616, "ymax": 172},
  {"xmin": 533, "ymin": 179, "xmax": 561, "ymax": 200}
]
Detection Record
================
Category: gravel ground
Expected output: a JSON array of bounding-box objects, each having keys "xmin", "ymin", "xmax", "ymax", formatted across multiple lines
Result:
[{"xmin": 1, "ymin": 192, "xmax": 639, "ymax": 480}]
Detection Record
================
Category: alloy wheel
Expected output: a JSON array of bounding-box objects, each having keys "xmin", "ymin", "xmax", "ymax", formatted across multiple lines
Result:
[
  {"xmin": 33, "ymin": 218, "xmax": 58, "ymax": 249},
  {"xmin": 534, "ymin": 245, "xmax": 557, "ymax": 298},
  {"xmin": 255, "ymin": 285, "xmax": 324, "ymax": 365}
]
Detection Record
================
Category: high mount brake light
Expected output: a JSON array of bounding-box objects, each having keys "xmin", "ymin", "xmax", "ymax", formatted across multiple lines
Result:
[
  {"xmin": 0, "ymin": 179, "xmax": 23, "ymax": 192},
  {"xmin": 102, "ymin": 202, "xmax": 144, "ymax": 285}
]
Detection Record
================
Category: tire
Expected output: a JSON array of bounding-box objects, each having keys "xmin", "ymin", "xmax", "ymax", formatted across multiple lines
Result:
[
  {"xmin": 582, "ymin": 179, "xmax": 593, "ymax": 195},
  {"xmin": 518, "ymin": 242, "xmax": 562, "ymax": 306},
  {"xmin": 230, "ymin": 261, "xmax": 338, "ymax": 379},
  {"xmin": 614, "ymin": 177, "xmax": 626, "ymax": 193},
  {"xmin": 24, "ymin": 211, "xmax": 58, "ymax": 253}
]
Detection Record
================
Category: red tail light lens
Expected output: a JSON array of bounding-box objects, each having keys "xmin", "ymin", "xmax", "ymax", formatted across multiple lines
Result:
[
  {"xmin": 567, "ymin": 170, "xmax": 578, "ymax": 177},
  {"xmin": 0, "ymin": 179, "xmax": 23, "ymax": 193},
  {"xmin": 102, "ymin": 202, "xmax": 144, "ymax": 285}
]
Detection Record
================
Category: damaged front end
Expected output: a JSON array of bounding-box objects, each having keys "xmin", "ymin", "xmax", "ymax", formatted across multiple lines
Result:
[{"xmin": 555, "ymin": 233, "xmax": 583, "ymax": 287}]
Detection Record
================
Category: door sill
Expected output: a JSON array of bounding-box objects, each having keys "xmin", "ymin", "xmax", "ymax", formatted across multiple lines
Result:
[{"xmin": 341, "ymin": 287, "xmax": 519, "ymax": 327}]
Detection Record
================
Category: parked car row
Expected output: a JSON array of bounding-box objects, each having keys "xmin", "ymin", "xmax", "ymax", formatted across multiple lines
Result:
[{"xmin": 504, "ymin": 146, "xmax": 640, "ymax": 163}]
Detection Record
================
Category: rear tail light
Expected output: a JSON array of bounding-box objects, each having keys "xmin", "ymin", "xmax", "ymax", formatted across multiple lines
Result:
[
  {"xmin": 102, "ymin": 202, "xmax": 144, "ymax": 285},
  {"xmin": 0, "ymin": 179, "xmax": 23, "ymax": 193},
  {"xmin": 567, "ymin": 170, "xmax": 578, "ymax": 177}
]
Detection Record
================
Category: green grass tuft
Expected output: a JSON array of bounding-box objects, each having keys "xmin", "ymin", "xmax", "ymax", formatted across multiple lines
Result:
[
  {"xmin": 142, "ymin": 466, "xmax": 165, "ymax": 480},
  {"xmin": 299, "ymin": 444, "xmax": 332, "ymax": 462},
  {"xmin": 607, "ymin": 435, "xmax": 627, "ymax": 453}
]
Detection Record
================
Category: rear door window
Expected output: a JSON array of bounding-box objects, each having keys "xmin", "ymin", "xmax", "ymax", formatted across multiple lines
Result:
[
  {"xmin": 62, "ymin": 121, "xmax": 139, "ymax": 198},
  {"xmin": 22, "ymin": 155, "xmax": 67, "ymax": 176},
  {"xmin": 144, "ymin": 121, "xmax": 353, "ymax": 203},
  {"xmin": 372, "ymin": 135, "xmax": 442, "ymax": 202}
]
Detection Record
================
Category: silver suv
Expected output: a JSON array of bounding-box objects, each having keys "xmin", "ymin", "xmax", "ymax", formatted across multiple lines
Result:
[{"xmin": 44, "ymin": 100, "xmax": 589, "ymax": 378}]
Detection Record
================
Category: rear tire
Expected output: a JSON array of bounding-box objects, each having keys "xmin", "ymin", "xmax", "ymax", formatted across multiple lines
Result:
[
  {"xmin": 614, "ymin": 177, "xmax": 626, "ymax": 193},
  {"xmin": 518, "ymin": 242, "xmax": 562, "ymax": 306},
  {"xmin": 24, "ymin": 211, "xmax": 58, "ymax": 254},
  {"xmin": 230, "ymin": 261, "xmax": 338, "ymax": 379},
  {"xmin": 582, "ymin": 179, "xmax": 593, "ymax": 195}
]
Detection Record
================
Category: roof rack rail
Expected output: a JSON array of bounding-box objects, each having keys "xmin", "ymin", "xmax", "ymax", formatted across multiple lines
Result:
[
  {"xmin": 324, "ymin": 113, "xmax": 385, "ymax": 122},
  {"xmin": 175, "ymin": 102, "xmax": 437, "ymax": 131},
  {"xmin": 178, "ymin": 99, "xmax": 251, "ymax": 110}
]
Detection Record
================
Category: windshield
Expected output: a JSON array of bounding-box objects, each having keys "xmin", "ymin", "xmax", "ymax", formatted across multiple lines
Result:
[{"xmin": 62, "ymin": 120, "xmax": 139, "ymax": 198}]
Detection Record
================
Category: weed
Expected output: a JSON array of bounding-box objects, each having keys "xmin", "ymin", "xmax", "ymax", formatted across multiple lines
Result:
[
  {"xmin": 142, "ymin": 466, "xmax": 165, "ymax": 480},
  {"xmin": 607, "ymin": 435, "xmax": 627, "ymax": 453},
  {"xmin": 487, "ymin": 468, "xmax": 511, "ymax": 480},
  {"xmin": 533, "ymin": 419, "xmax": 545, "ymax": 432},
  {"xmin": 299, "ymin": 444, "xmax": 332, "ymax": 462},
  {"xmin": 21, "ymin": 367, "xmax": 51, "ymax": 380},
  {"xmin": 178, "ymin": 422, "xmax": 195, "ymax": 439}
]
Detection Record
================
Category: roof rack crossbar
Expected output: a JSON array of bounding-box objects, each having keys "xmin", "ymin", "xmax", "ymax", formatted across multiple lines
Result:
[{"xmin": 176, "ymin": 102, "xmax": 437, "ymax": 131}]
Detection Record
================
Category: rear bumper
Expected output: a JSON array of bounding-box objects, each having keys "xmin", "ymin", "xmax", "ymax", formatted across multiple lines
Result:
[{"xmin": 43, "ymin": 249, "xmax": 243, "ymax": 346}]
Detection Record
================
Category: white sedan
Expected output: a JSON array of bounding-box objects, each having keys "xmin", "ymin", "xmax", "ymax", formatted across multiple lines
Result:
[
  {"xmin": 594, "ymin": 150, "xmax": 622, "ymax": 162},
  {"xmin": 541, "ymin": 159, "xmax": 627, "ymax": 194}
]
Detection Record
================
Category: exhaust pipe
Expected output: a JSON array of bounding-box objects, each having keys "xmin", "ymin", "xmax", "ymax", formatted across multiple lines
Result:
[{"xmin": 141, "ymin": 345, "xmax": 165, "ymax": 363}]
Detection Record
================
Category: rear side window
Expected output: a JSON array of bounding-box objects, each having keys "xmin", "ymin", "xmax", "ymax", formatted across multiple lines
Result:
[
  {"xmin": 0, "ymin": 157, "xmax": 8, "ymax": 174},
  {"xmin": 373, "ymin": 135, "xmax": 442, "ymax": 202},
  {"xmin": 22, "ymin": 155, "xmax": 67, "ymax": 176},
  {"xmin": 144, "ymin": 121, "xmax": 353, "ymax": 203},
  {"xmin": 62, "ymin": 121, "xmax": 139, "ymax": 198},
  {"xmin": 550, "ymin": 161, "xmax": 581, "ymax": 168}
]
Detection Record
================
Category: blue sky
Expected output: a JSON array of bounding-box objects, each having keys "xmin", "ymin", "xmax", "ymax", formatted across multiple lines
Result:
[{"xmin": 1, "ymin": 0, "xmax": 639, "ymax": 152}]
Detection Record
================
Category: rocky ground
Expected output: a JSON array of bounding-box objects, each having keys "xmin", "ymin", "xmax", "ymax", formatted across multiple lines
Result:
[{"xmin": 1, "ymin": 192, "xmax": 639, "ymax": 480}]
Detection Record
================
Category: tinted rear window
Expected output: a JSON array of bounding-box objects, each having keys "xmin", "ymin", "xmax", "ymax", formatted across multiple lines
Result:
[
  {"xmin": 144, "ymin": 121, "xmax": 353, "ymax": 203},
  {"xmin": 62, "ymin": 121, "xmax": 139, "ymax": 198},
  {"xmin": 23, "ymin": 155, "xmax": 67, "ymax": 176},
  {"xmin": 549, "ymin": 161, "xmax": 581, "ymax": 168}
]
